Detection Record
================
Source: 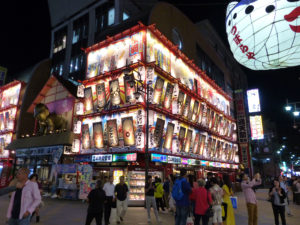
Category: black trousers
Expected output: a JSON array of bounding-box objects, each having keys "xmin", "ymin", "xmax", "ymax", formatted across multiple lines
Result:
[
  {"xmin": 104, "ymin": 196, "xmax": 113, "ymax": 225},
  {"xmin": 155, "ymin": 197, "xmax": 165, "ymax": 211},
  {"xmin": 272, "ymin": 205, "xmax": 286, "ymax": 225},
  {"xmin": 85, "ymin": 211, "xmax": 103, "ymax": 225},
  {"xmin": 195, "ymin": 214, "xmax": 209, "ymax": 225}
]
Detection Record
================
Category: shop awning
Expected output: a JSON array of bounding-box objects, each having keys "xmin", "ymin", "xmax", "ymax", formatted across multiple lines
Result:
[{"xmin": 6, "ymin": 132, "xmax": 74, "ymax": 150}]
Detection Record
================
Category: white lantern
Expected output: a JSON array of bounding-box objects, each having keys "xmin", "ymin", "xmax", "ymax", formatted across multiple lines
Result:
[{"xmin": 226, "ymin": 0, "xmax": 300, "ymax": 70}]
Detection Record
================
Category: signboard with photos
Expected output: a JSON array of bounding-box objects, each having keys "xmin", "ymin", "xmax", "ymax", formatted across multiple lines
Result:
[{"xmin": 81, "ymin": 109, "xmax": 142, "ymax": 153}]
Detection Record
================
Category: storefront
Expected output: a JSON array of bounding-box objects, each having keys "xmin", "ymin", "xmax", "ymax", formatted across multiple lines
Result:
[{"xmin": 0, "ymin": 80, "xmax": 26, "ymax": 188}]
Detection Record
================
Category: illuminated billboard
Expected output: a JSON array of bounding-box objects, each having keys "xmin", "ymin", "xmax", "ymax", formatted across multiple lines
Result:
[
  {"xmin": 226, "ymin": 1, "xmax": 300, "ymax": 70},
  {"xmin": 247, "ymin": 89, "xmax": 261, "ymax": 113},
  {"xmin": 249, "ymin": 115, "xmax": 264, "ymax": 140}
]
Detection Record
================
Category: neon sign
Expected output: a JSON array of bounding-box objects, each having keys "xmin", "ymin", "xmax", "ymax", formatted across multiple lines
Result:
[{"xmin": 113, "ymin": 153, "xmax": 137, "ymax": 162}]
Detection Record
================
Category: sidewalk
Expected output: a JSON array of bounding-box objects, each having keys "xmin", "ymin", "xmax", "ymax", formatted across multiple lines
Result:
[{"xmin": 0, "ymin": 189, "xmax": 299, "ymax": 225}]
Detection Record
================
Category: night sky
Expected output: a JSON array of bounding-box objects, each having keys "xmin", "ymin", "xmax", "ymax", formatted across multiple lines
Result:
[{"xmin": 0, "ymin": 1, "xmax": 299, "ymax": 152}]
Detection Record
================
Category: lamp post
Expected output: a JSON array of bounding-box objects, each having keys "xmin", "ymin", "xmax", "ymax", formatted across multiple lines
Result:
[{"xmin": 124, "ymin": 68, "xmax": 152, "ymax": 186}]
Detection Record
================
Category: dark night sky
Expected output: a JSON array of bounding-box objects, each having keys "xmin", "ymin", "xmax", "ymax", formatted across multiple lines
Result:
[{"xmin": 0, "ymin": 1, "xmax": 299, "ymax": 148}]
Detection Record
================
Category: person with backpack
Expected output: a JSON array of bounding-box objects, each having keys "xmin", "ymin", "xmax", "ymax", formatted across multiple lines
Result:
[{"xmin": 172, "ymin": 169, "xmax": 191, "ymax": 225}]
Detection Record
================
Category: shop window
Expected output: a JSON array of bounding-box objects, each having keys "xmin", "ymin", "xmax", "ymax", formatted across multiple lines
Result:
[
  {"xmin": 70, "ymin": 54, "xmax": 85, "ymax": 74},
  {"xmin": 53, "ymin": 27, "xmax": 67, "ymax": 54},
  {"xmin": 59, "ymin": 64, "xmax": 63, "ymax": 76},
  {"xmin": 172, "ymin": 28, "xmax": 183, "ymax": 50},
  {"xmin": 123, "ymin": 11, "xmax": 129, "ymax": 21}
]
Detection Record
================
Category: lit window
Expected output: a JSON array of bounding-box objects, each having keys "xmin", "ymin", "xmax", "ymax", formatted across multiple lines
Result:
[
  {"xmin": 75, "ymin": 57, "xmax": 79, "ymax": 71},
  {"xmin": 70, "ymin": 59, "xmax": 74, "ymax": 73},
  {"xmin": 123, "ymin": 12, "xmax": 129, "ymax": 21},
  {"xmin": 59, "ymin": 64, "xmax": 63, "ymax": 75},
  {"xmin": 108, "ymin": 8, "xmax": 115, "ymax": 26},
  {"xmin": 72, "ymin": 30, "xmax": 79, "ymax": 44}
]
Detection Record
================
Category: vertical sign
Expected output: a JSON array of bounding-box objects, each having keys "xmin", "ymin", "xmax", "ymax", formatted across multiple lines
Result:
[{"xmin": 235, "ymin": 89, "xmax": 251, "ymax": 173}]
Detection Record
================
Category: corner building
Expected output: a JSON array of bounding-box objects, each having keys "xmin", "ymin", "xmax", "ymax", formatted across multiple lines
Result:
[{"xmin": 76, "ymin": 23, "xmax": 239, "ymax": 206}]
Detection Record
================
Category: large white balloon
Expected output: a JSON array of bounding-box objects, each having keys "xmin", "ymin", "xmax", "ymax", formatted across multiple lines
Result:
[{"xmin": 226, "ymin": 0, "xmax": 300, "ymax": 70}]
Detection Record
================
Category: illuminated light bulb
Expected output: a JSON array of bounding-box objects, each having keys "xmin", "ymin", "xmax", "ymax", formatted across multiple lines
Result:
[
  {"xmin": 285, "ymin": 106, "xmax": 292, "ymax": 111},
  {"xmin": 293, "ymin": 111, "xmax": 300, "ymax": 117}
]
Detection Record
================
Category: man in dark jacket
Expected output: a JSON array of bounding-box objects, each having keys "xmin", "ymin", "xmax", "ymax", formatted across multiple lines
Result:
[
  {"xmin": 85, "ymin": 180, "xmax": 105, "ymax": 225},
  {"xmin": 174, "ymin": 169, "xmax": 191, "ymax": 225}
]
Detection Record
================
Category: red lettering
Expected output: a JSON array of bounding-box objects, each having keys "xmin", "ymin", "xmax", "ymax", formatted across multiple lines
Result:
[
  {"xmin": 246, "ymin": 52, "xmax": 256, "ymax": 60},
  {"xmin": 233, "ymin": 34, "xmax": 242, "ymax": 45}
]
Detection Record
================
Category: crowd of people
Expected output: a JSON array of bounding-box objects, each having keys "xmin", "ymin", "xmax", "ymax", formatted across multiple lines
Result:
[{"xmin": 1, "ymin": 167, "xmax": 300, "ymax": 225}]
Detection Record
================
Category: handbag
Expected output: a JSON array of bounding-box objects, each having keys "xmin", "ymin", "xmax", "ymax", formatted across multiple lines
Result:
[
  {"xmin": 205, "ymin": 191, "xmax": 214, "ymax": 217},
  {"xmin": 186, "ymin": 216, "xmax": 194, "ymax": 225},
  {"xmin": 230, "ymin": 196, "xmax": 238, "ymax": 209},
  {"xmin": 221, "ymin": 202, "xmax": 228, "ymax": 221}
]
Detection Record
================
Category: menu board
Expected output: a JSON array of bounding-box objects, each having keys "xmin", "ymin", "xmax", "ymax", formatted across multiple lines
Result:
[
  {"xmin": 107, "ymin": 119, "xmax": 119, "ymax": 147},
  {"xmin": 154, "ymin": 118, "xmax": 165, "ymax": 147},
  {"xmin": 178, "ymin": 127, "xmax": 186, "ymax": 152},
  {"xmin": 96, "ymin": 83, "xmax": 106, "ymax": 109},
  {"xmin": 193, "ymin": 133, "xmax": 200, "ymax": 154},
  {"xmin": 109, "ymin": 79, "xmax": 121, "ymax": 106},
  {"xmin": 183, "ymin": 95, "xmax": 191, "ymax": 118},
  {"xmin": 122, "ymin": 117, "xmax": 135, "ymax": 146},
  {"xmin": 153, "ymin": 77, "xmax": 164, "ymax": 105},
  {"xmin": 164, "ymin": 122, "xmax": 174, "ymax": 150},
  {"xmin": 163, "ymin": 83, "xmax": 174, "ymax": 110},
  {"xmin": 84, "ymin": 87, "xmax": 93, "ymax": 114},
  {"xmin": 93, "ymin": 122, "xmax": 104, "ymax": 149},
  {"xmin": 192, "ymin": 101, "xmax": 199, "ymax": 122},
  {"xmin": 82, "ymin": 124, "xmax": 91, "ymax": 149},
  {"xmin": 124, "ymin": 74, "xmax": 136, "ymax": 103},
  {"xmin": 177, "ymin": 91, "xmax": 185, "ymax": 115},
  {"xmin": 184, "ymin": 130, "xmax": 193, "ymax": 153},
  {"xmin": 199, "ymin": 135, "xmax": 206, "ymax": 156}
]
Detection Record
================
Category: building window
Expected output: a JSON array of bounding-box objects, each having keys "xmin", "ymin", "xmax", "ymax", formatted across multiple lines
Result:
[
  {"xmin": 72, "ymin": 14, "xmax": 88, "ymax": 45},
  {"xmin": 70, "ymin": 54, "xmax": 85, "ymax": 74},
  {"xmin": 123, "ymin": 11, "xmax": 129, "ymax": 21},
  {"xmin": 108, "ymin": 8, "xmax": 115, "ymax": 26},
  {"xmin": 53, "ymin": 28, "xmax": 67, "ymax": 53},
  {"xmin": 172, "ymin": 28, "xmax": 183, "ymax": 50},
  {"xmin": 95, "ymin": 3, "xmax": 115, "ymax": 33}
]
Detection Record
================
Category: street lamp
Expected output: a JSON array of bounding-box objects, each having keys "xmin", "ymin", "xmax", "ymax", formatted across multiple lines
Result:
[{"xmin": 124, "ymin": 67, "xmax": 153, "ymax": 186}]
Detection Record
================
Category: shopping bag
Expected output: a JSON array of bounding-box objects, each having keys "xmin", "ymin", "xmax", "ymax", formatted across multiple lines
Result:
[
  {"xmin": 230, "ymin": 196, "xmax": 238, "ymax": 209},
  {"xmin": 186, "ymin": 216, "xmax": 194, "ymax": 225},
  {"xmin": 222, "ymin": 202, "xmax": 228, "ymax": 221}
]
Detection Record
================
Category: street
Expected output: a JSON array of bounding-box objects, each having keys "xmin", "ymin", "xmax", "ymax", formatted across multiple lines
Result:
[{"xmin": 0, "ymin": 189, "xmax": 299, "ymax": 225}]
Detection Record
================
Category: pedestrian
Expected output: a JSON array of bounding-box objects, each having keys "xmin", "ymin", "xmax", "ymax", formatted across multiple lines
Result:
[
  {"xmin": 29, "ymin": 174, "xmax": 43, "ymax": 223},
  {"xmin": 114, "ymin": 176, "xmax": 128, "ymax": 224},
  {"xmin": 269, "ymin": 179, "xmax": 287, "ymax": 225},
  {"xmin": 205, "ymin": 172, "xmax": 213, "ymax": 190},
  {"xmin": 155, "ymin": 178, "xmax": 165, "ymax": 212},
  {"xmin": 222, "ymin": 174, "xmax": 235, "ymax": 225},
  {"xmin": 190, "ymin": 179, "xmax": 212, "ymax": 225},
  {"xmin": 163, "ymin": 176, "xmax": 170, "ymax": 210},
  {"xmin": 279, "ymin": 176, "xmax": 292, "ymax": 216},
  {"xmin": 172, "ymin": 168, "xmax": 191, "ymax": 225},
  {"xmin": 241, "ymin": 173, "xmax": 261, "ymax": 225},
  {"xmin": 85, "ymin": 180, "xmax": 105, "ymax": 225},
  {"xmin": 6, "ymin": 168, "xmax": 41, "ymax": 225},
  {"xmin": 210, "ymin": 177, "xmax": 224, "ymax": 225},
  {"xmin": 145, "ymin": 176, "xmax": 160, "ymax": 223},
  {"xmin": 188, "ymin": 175, "xmax": 198, "ymax": 216},
  {"xmin": 103, "ymin": 175, "xmax": 115, "ymax": 225}
]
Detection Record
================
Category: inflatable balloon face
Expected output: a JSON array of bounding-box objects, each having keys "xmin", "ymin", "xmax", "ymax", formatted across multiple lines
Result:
[{"xmin": 226, "ymin": 0, "xmax": 300, "ymax": 70}]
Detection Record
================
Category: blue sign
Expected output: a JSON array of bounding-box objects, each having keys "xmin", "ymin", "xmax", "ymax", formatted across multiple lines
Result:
[
  {"xmin": 167, "ymin": 156, "xmax": 181, "ymax": 164},
  {"xmin": 151, "ymin": 154, "xmax": 167, "ymax": 163},
  {"xmin": 92, "ymin": 154, "xmax": 112, "ymax": 163}
]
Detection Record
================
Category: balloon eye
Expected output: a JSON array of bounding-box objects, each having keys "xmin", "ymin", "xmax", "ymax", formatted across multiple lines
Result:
[
  {"xmin": 233, "ymin": 13, "xmax": 237, "ymax": 19},
  {"xmin": 245, "ymin": 5, "xmax": 254, "ymax": 14},
  {"xmin": 266, "ymin": 5, "xmax": 275, "ymax": 13},
  {"xmin": 228, "ymin": 20, "xmax": 231, "ymax": 26}
]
